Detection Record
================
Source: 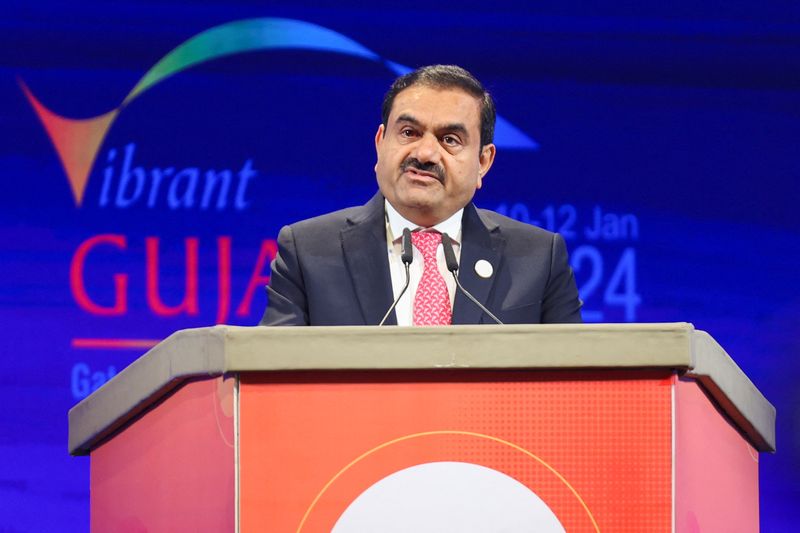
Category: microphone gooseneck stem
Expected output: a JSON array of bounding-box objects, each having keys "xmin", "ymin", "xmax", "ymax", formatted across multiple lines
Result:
[
  {"xmin": 441, "ymin": 232, "xmax": 504, "ymax": 325},
  {"xmin": 450, "ymin": 271, "xmax": 503, "ymax": 325},
  {"xmin": 379, "ymin": 228, "xmax": 414, "ymax": 326},
  {"xmin": 379, "ymin": 263, "xmax": 410, "ymax": 326}
]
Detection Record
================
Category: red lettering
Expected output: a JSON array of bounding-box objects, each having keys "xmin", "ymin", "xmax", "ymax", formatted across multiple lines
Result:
[
  {"xmin": 235, "ymin": 239, "xmax": 277, "ymax": 316},
  {"xmin": 146, "ymin": 237, "xmax": 199, "ymax": 316},
  {"xmin": 216, "ymin": 236, "xmax": 231, "ymax": 324},
  {"xmin": 70, "ymin": 234, "xmax": 128, "ymax": 315}
]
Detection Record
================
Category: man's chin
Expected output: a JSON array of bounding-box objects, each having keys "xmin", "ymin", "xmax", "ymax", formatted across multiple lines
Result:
[{"xmin": 397, "ymin": 193, "xmax": 439, "ymax": 212}]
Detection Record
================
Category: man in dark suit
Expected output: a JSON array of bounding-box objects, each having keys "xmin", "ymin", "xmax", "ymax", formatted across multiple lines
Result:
[{"xmin": 260, "ymin": 65, "xmax": 582, "ymax": 326}]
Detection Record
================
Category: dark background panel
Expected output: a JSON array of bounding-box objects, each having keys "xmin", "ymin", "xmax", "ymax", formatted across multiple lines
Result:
[{"xmin": 1, "ymin": 1, "xmax": 798, "ymax": 530}]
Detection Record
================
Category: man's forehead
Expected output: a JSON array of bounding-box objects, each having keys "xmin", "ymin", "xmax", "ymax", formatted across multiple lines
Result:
[{"xmin": 388, "ymin": 85, "xmax": 481, "ymax": 126}]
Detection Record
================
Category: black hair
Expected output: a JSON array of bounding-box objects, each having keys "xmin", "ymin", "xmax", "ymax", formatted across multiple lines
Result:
[{"xmin": 381, "ymin": 65, "xmax": 496, "ymax": 147}]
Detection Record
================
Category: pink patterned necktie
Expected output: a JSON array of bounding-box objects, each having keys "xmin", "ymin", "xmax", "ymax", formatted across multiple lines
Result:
[{"xmin": 411, "ymin": 231, "xmax": 452, "ymax": 326}]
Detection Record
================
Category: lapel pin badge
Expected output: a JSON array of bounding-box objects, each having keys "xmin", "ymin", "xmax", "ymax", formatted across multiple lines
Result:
[{"xmin": 474, "ymin": 259, "xmax": 493, "ymax": 279}]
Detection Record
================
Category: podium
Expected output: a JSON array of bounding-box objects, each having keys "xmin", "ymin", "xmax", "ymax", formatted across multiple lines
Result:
[{"xmin": 69, "ymin": 323, "xmax": 775, "ymax": 532}]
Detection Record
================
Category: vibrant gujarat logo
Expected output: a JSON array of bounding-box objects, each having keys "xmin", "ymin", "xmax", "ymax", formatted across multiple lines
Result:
[{"xmin": 19, "ymin": 17, "xmax": 539, "ymax": 208}]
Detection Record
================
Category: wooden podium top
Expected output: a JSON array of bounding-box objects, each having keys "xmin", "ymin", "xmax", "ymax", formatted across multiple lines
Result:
[{"xmin": 68, "ymin": 323, "xmax": 776, "ymax": 454}]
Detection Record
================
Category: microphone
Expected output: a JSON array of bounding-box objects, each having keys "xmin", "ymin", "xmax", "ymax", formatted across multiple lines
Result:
[
  {"xmin": 379, "ymin": 228, "xmax": 413, "ymax": 326},
  {"xmin": 401, "ymin": 226, "xmax": 413, "ymax": 264},
  {"xmin": 440, "ymin": 233, "xmax": 504, "ymax": 325}
]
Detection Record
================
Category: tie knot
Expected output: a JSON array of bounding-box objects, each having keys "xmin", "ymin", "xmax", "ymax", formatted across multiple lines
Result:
[{"xmin": 411, "ymin": 231, "xmax": 442, "ymax": 259}]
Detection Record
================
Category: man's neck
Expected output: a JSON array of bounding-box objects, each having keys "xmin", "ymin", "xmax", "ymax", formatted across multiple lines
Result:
[{"xmin": 385, "ymin": 200, "xmax": 463, "ymax": 242}]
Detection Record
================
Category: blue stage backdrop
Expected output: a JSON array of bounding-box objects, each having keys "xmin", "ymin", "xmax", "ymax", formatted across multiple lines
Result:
[{"xmin": 1, "ymin": 2, "xmax": 798, "ymax": 530}]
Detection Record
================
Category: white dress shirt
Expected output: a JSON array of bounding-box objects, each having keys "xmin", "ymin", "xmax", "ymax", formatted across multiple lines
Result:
[{"xmin": 385, "ymin": 199, "xmax": 463, "ymax": 326}]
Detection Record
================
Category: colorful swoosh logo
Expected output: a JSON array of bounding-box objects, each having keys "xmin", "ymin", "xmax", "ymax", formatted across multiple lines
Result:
[{"xmin": 19, "ymin": 17, "xmax": 539, "ymax": 207}]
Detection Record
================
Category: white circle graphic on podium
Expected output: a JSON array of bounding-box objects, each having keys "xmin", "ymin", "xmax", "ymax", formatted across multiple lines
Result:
[{"xmin": 332, "ymin": 461, "xmax": 565, "ymax": 532}]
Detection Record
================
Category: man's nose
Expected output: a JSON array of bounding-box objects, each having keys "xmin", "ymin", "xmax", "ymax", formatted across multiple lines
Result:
[{"xmin": 411, "ymin": 132, "xmax": 442, "ymax": 163}]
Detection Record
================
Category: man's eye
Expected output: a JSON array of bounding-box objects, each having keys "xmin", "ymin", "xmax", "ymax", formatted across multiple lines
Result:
[
  {"xmin": 442, "ymin": 135, "xmax": 460, "ymax": 146},
  {"xmin": 400, "ymin": 128, "xmax": 415, "ymax": 137}
]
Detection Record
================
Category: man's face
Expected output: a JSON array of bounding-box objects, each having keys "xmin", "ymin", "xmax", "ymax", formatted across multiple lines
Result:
[{"xmin": 375, "ymin": 85, "xmax": 496, "ymax": 227}]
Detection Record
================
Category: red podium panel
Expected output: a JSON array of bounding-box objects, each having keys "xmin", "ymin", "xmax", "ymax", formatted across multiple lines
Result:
[
  {"xmin": 91, "ymin": 377, "xmax": 235, "ymax": 531},
  {"xmin": 240, "ymin": 370, "xmax": 674, "ymax": 531},
  {"xmin": 675, "ymin": 377, "xmax": 759, "ymax": 531},
  {"xmin": 69, "ymin": 325, "xmax": 774, "ymax": 532}
]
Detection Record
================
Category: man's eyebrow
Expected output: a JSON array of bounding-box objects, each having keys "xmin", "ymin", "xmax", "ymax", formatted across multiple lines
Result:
[
  {"xmin": 395, "ymin": 115, "xmax": 470, "ymax": 139},
  {"xmin": 395, "ymin": 114, "xmax": 421, "ymax": 126},
  {"xmin": 439, "ymin": 123, "xmax": 469, "ymax": 138}
]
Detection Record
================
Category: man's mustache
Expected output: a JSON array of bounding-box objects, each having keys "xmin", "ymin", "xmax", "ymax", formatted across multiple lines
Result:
[{"xmin": 400, "ymin": 158, "xmax": 445, "ymax": 183}]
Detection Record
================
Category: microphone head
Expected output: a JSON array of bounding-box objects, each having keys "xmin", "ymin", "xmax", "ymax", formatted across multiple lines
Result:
[
  {"xmin": 401, "ymin": 227, "xmax": 413, "ymax": 264},
  {"xmin": 441, "ymin": 232, "xmax": 459, "ymax": 272}
]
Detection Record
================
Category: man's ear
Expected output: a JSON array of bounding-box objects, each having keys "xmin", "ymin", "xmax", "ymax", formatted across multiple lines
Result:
[
  {"xmin": 375, "ymin": 124, "xmax": 385, "ymax": 153},
  {"xmin": 476, "ymin": 143, "xmax": 496, "ymax": 189},
  {"xmin": 374, "ymin": 124, "xmax": 385, "ymax": 172}
]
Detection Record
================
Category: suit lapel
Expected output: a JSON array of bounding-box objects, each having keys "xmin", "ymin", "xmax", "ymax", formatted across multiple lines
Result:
[
  {"xmin": 341, "ymin": 193, "xmax": 397, "ymax": 325},
  {"xmin": 452, "ymin": 204, "xmax": 505, "ymax": 324}
]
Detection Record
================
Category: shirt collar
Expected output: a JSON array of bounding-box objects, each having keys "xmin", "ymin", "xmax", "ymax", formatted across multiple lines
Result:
[{"xmin": 385, "ymin": 199, "xmax": 463, "ymax": 244}]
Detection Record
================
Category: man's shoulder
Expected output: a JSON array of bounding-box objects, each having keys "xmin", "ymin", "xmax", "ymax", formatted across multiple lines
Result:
[
  {"xmin": 284, "ymin": 194, "xmax": 382, "ymax": 235},
  {"xmin": 274, "ymin": 198, "xmax": 383, "ymax": 263},
  {"xmin": 287, "ymin": 204, "xmax": 365, "ymax": 232},
  {"xmin": 474, "ymin": 205, "xmax": 558, "ymax": 243}
]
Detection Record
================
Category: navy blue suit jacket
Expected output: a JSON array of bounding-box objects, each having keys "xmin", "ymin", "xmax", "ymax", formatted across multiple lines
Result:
[{"xmin": 260, "ymin": 193, "xmax": 582, "ymax": 326}]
